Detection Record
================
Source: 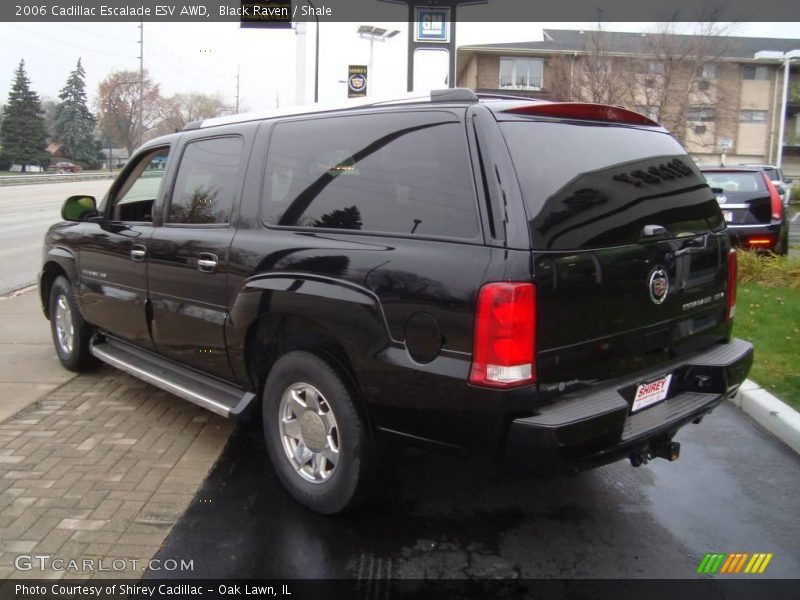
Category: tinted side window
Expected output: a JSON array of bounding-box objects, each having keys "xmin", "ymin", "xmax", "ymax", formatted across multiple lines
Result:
[
  {"xmin": 262, "ymin": 112, "xmax": 479, "ymax": 238},
  {"xmin": 110, "ymin": 147, "xmax": 169, "ymax": 222},
  {"xmin": 168, "ymin": 136, "xmax": 243, "ymax": 225}
]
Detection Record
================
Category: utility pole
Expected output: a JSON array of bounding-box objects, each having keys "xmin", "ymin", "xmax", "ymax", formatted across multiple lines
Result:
[
  {"xmin": 137, "ymin": 19, "xmax": 144, "ymax": 148},
  {"xmin": 235, "ymin": 65, "xmax": 240, "ymax": 114}
]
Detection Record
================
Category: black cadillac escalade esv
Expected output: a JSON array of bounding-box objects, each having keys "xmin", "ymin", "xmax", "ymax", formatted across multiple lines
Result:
[{"xmin": 40, "ymin": 89, "xmax": 753, "ymax": 513}]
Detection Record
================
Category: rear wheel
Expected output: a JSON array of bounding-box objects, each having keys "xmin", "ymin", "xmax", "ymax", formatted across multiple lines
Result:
[
  {"xmin": 262, "ymin": 350, "xmax": 380, "ymax": 514},
  {"xmin": 49, "ymin": 276, "xmax": 98, "ymax": 372}
]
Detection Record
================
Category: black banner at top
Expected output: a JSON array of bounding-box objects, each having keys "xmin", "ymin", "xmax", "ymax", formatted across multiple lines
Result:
[{"xmin": 3, "ymin": 0, "xmax": 800, "ymax": 22}]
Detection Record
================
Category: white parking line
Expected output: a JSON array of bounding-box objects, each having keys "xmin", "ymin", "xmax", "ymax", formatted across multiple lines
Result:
[{"xmin": 792, "ymin": 212, "xmax": 800, "ymax": 222}]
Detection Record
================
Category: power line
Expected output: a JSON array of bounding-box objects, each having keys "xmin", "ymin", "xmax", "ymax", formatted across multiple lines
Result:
[
  {"xmin": 145, "ymin": 33, "xmax": 236, "ymax": 80},
  {"xmin": 0, "ymin": 36, "xmax": 133, "ymax": 71},
  {"xmin": 62, "ymin": 23, "xmax": 137, "ymax": 43},
  {"xmin": 7, "ymin": 24, "xmax": 137, "ymax": 59},
  {"xmin": 145, "ymin": 55, "xmax": 234, "ymax": 92}
]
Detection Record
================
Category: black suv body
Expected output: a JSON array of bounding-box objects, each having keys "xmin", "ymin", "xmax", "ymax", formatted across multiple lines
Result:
[{"xmin": 40, "ymin": 90, "xmax": 753, "ymax": 513}]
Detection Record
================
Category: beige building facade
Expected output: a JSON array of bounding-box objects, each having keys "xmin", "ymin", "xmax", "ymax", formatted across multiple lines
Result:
[{"xmin": 457, "ymin": 30, "xmax": 800, "ymax": 176}]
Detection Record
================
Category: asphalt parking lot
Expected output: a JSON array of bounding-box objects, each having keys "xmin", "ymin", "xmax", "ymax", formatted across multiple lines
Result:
[{"xmin": 153, "ymin": 401, "xmax": 800, "ymax": 580}]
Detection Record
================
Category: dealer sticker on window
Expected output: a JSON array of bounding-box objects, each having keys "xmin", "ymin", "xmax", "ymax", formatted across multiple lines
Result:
[{"xmin": 632, "ymin": 374, "xmax": 673, "ymax": 413}]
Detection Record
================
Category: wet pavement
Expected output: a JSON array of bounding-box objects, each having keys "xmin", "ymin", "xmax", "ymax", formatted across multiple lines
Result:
[{"xmin": 153, "ymin": 401, "xmax": 800, "ymax": 579}]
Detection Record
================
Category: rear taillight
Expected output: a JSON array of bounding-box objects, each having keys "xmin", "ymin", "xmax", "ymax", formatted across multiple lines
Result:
[
  {"xmin": 763, "ymin": 174, "xmax": 783, "ymax": 220},
  {"xmin": 745, "ymin": 235, "xmax": 776, "ymax": 248},
  {"xmin": 726, "ymin": 249, "xmax": 737, "ymax": 321},
  {"xmin": 469, "ymin": 282, "xmax": 536, "ymax": 388}
]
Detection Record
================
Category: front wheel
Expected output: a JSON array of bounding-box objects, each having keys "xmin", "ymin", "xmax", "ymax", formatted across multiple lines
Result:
[
  {"xmin": 49, "ymin": 276, "xmax": 98, "ymax": 372},
  {"xmin": 262, "ymin": 351, "xmax": 381, "ymax": 514}
]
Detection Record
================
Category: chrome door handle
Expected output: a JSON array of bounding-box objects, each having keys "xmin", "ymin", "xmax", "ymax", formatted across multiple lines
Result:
[
  {"xmin": 197, "ymin": 253, "xmax": 218, "ymax": 273},
  {"xmin": 130, "ymin": 245, "xmax": 146, "ymax": 261}
]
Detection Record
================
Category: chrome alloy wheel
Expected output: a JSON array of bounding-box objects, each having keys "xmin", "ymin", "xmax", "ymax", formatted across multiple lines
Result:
[
  {"xmin": 54, "ymin": 294, "xmax": 74, "ymax": 355},
  {"xmin": 278, "ymin": 382, "xmax": 340, "ymax": 483}
]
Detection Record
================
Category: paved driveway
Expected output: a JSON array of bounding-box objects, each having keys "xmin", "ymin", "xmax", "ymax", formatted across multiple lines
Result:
[{"xmin": 154, "ymin": 402, "xmax": 800, "ymax": 579}]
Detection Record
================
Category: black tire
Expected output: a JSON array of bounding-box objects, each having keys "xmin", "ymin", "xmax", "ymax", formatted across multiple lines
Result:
[
  {"xmin": 262, "ymin": 350, "xmax": 380, "ymax": 514},
  {"xmin": 49, "ymin": 276, "xmax": 98, "ymax": 372}
]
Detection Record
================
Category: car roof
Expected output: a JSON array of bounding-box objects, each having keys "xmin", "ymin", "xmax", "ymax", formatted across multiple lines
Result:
[{"xmin": 182, "ymin": 88, "xmax": 664, "ymax": 132}]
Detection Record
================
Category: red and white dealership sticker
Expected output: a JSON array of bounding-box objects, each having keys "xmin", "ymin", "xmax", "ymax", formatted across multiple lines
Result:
[{"xmin": 632, "ymin": 374, "xmax": 673, "ymax": 413}]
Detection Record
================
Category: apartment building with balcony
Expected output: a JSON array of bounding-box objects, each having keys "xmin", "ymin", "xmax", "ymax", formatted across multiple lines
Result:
[{"xmin": 457, "ymin": 29, "xmax": 800, "ymax": 175}]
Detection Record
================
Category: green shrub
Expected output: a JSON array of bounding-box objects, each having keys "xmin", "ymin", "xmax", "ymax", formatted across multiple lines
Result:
[{"xmin": 737, "ymin": 250, "xmax": 800, "ymax": 290}]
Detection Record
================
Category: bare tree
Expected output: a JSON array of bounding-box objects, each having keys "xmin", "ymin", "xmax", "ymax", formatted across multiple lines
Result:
[
  {"xmin": 152, "ymin": 92, "xmax": 227, "ymax": 137},
  {"xmin": 95, "ymin": 70, "xmax": 162, "ymax": 154},
  {"xmin": 623, "ymin": 17, "xmax": 738, "ymax": 147},
  {"xmin": 545, "ymin": 19, "xmax": 738, "ymax": 150},
  {"xmin": 546, "ymin": 25, "xmax": 631, "ymax": 104}
]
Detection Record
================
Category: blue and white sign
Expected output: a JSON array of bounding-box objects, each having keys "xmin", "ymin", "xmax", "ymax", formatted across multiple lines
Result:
[{"xmin": 414, "ymin": 7, "xmax": 450, "ymax": 43}]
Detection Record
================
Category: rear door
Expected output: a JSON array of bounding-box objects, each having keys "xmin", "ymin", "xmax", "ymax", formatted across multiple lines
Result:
[
  {"xmin": 498, "ymin": 117, "xmax": 729, "ymax": 398},
  {"xmin": 147, "ymin": 133, "xmax": 248, "ymax": 380}
]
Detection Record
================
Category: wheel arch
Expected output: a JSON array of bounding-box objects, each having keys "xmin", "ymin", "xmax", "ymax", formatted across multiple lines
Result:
[
  {"xmin": 40, "ymin": 248, "xmax": 79, "ymax": 319},
  {"xmin": 229, "ymin": 274, "xmax": 395, "ymax": 415}
]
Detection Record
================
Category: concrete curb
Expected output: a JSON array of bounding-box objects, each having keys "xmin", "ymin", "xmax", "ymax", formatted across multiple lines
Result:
[{"xmin": 730, "ymin": 379, "xmax": 800, "ymax": 455}]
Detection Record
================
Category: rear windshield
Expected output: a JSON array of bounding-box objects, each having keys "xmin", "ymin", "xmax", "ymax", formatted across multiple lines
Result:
[
  {"xmin": 500, "ymin": 121, "xmax": 724, "ymax": 250},
  {"xmin": 703, "ymin": 171, "xmax": 767, "ymax": 193}
]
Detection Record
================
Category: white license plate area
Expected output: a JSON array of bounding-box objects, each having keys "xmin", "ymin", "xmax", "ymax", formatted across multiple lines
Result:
[
  {"xmin": 722, "ymin": 210, "xmax": 733, "ymax": 223},
  {"xmin": 631, "ymin": 374, "xmax": 673, "ymax": 413}
]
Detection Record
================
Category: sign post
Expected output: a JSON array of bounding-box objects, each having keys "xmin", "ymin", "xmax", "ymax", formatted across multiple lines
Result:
[{"xmin": 381, "ymin": 0, "xmax": 486, "ymax": 92}]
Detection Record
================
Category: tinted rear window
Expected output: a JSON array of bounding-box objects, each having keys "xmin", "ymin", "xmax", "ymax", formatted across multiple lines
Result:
[
  {"xmin": 703, "ymin": 171, "xmax": 766, "ymax": 193},
  {"xmin": 262, "ymin": 111, "xmax": 479, "ymax": 239},
  {"xmin": 500, "ymin": 121, "xmax": 724, "ymax": 250}
]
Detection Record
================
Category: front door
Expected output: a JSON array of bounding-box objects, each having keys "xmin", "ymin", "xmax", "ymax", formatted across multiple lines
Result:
[
  {"xmin": 148, "ymin": 135, "xmax": 244, "ymax": 380},
  {"xmin": 79, "ymin": 146, "xmax": 171, "ymax": 348}
]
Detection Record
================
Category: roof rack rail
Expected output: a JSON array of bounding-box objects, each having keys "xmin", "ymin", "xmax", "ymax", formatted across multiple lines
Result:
[{"xmin": 184, "ymin": 89, "xmax": 480, "ymax": 131}]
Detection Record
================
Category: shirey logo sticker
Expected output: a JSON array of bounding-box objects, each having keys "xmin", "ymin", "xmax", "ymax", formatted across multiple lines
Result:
[{"xmin": 696, "ymin": 552, "xmax": 774, "ymax": 574}]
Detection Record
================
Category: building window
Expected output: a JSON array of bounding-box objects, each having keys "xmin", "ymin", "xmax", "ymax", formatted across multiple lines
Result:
[
  {"xmin": 740, "ymin": 110, "xmax": 768, "ymax": 123},
  {"xmin": 694, "ymin": 125, "xmax": 707, "ymax": 135},
  {"xmin": 499, "ymin": 58, "xmax": 543, "ymax": 90},
  {"xmin": 634, "ymin": 105, "xmax": 660, "ymax": 121},
  {"xmin": 699, "ymin": 63, "xmax": 717, "ymax": 79},
  {"xmin": 687, "ymin": 107, "xmax": 715, "ymax": 123},
  {"xmin": 638, "ymin": 61, "xmax": 665, "ymax": 75},
  {"xmin": 743, "ymin": 65, "xmax": 770, "ymax": 80}
]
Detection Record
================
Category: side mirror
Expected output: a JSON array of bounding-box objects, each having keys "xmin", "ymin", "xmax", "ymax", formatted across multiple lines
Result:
[
  {"xmin": 61, "ymin": 195, "xmax": 99, "ymax": 222},
  {"xmin": 785, "ymin": 177, "xmax": 793, "ymax": 184}
]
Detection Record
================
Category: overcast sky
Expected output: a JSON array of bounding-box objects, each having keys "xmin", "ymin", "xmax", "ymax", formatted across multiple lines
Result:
[{"xmin": 1, "ymin": 21, "xmax": 799, "ymax": 115}]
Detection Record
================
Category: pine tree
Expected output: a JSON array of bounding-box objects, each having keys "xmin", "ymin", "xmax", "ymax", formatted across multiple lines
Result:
[
  {"xmin": 54, "ymin": 59, "xmax": 97, "ymax": 165},
  {"xmin": 0, "ymin": 60, "xmax": 49, "ymax": 172}
]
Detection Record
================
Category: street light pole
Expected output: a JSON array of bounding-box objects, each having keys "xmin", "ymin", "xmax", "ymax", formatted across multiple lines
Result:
[
  {"xmin": 357, "ymin": 26, "xmax": 400, "ymax": 97},
  {"xmin": 777, "ymin": 56, "xmax": 791, "ymax": 169},
  {"xmin": 303, "ymin": 0, "xmax": 320, "ymax": 102}
]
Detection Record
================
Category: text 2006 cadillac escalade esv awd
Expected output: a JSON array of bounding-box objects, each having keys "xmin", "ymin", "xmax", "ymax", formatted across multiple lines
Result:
[{"xmin": 40, "ymin": 89, "xmax": 753, "ymax": 513}]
